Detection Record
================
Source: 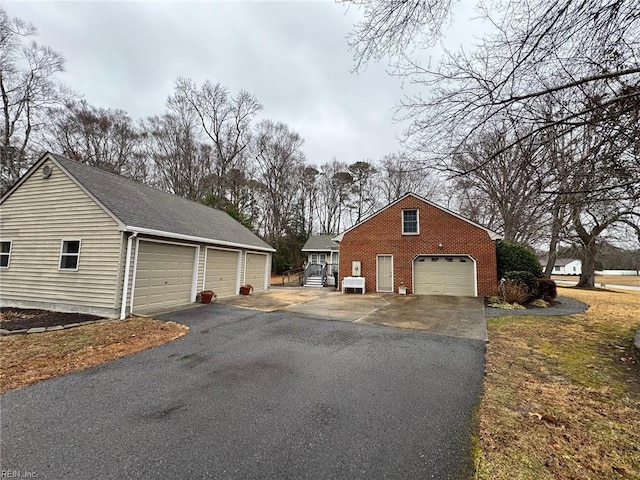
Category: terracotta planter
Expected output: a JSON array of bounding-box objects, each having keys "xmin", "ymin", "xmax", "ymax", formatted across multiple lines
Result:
[
  {"xmin": 201, "ymin": 291, "xmax": 215, "ymax": 304},
  {"xmin": 239, "ymin": 286, "xmax": 252, "ymax": 295}
]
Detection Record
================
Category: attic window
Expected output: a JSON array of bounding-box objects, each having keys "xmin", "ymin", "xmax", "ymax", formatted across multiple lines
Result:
[
  {"xmin": 59, "ymin": 240, "xmax": 81, "ymax": 271},
  {"xmin": 402, "ymin": 209, "xmax": 419, "ymax": 234}
]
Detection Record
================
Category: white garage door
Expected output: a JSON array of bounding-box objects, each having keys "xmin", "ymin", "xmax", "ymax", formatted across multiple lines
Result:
[
  {"xmin": 413, "ymin": 255, "xmax": 476, "ymax": 296},
  {"xmin": 205, "ymin": 248, "xmax": 240, "ymax": 298},
  {"xmin": 133, "ymin": 241, "xmax": 196, "ymax": 314},
  {"xmin": 245, "ymin": 253, "xmax": 267, "ymax": 291}
]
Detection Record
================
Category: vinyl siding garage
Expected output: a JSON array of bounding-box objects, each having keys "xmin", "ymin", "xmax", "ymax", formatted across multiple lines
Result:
[
  {"xmin": 1, "ymin": 153, "xmax": 275, "ymax": 318},
  {"xmin": 133, "ymin": 241, "xmax": 197, "ymax": 315},
  {"xmin": 205, "ymin": 248, "xmax": 240, "ymax": 298},
  {"xmin": 413, "ymin": 255, "xmax": 476, "ymax": 296},
  {"xmin": 245, "ymin": 253, "xmax": 268, "ymax": 291}
]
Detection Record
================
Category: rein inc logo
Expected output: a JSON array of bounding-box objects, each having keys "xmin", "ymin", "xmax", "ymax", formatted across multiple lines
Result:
[{"xmin": 1, "ymin": 471, "xmax": 38, "ymax": 478}]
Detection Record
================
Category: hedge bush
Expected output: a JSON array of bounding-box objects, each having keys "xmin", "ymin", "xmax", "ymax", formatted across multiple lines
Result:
[
  {"xmin": 496, "ymin": 240, "xmax": 543, "ymax": 279},
  {"xmin": 503, "ymin": 271, "xmax": 540, "ymax": 301},
  {"xmin": 538, "ymin": 278, "xmax": 558, "ymax": 301},
  {"xmin": 499, "ymin": 279, "xmax": 529, "ymax": 304}
]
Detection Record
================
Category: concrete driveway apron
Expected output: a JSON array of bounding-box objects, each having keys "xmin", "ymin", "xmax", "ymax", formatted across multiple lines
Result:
[{"xmin": 219, "ymin": 288, "xmax": 487, "ymax": 341}]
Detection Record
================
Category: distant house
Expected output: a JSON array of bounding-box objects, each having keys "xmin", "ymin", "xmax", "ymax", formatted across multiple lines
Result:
[
  {"xmin": 0, "ymin": 152, "xmax": 275, "ymax": 318},
  {"xmin": 300, "ymin": 235, "xmax": 339, "ymax": 287},
  {"xmin": 540, "ymin": 257, "xmax": 582, "ymax": 275},
  {"xmin": 333, "ymin": 193, "xmax": 501, "ymax": 296}
]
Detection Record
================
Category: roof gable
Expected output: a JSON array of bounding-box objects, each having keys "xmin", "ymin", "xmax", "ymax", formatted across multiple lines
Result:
[
  {"xmin": 3, "ymin": 152, "xmax": 274, "ymax": 252},
  {"xmin": 333, "ymin": 193, "xmax": 502, "ymax": 242}
]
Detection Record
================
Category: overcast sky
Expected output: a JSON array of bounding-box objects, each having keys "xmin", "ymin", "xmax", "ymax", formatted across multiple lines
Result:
[{"xmin": 6, "ymin": 0, "xmax": 479, "ymax": 167}]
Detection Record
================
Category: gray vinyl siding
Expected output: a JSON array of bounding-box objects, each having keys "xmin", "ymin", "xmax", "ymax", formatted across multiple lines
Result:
[{"xmin": 0, "ymin": 160, "xmax": 122, "ymax": 313}]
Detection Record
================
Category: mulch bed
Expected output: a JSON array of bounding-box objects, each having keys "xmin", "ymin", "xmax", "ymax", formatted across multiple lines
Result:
[
  {"xmin": 0, "ymin": 308, "xmax": 103, "ymax": 331},
  {"xmin": 484, "ymin": 298, "xmax": 560, "ymax": 309}
]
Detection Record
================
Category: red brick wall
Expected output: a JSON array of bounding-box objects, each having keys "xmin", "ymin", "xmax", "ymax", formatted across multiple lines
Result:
[{"xmin": 338, "ymin": 195, "xmax": 498, "ymax": 296}]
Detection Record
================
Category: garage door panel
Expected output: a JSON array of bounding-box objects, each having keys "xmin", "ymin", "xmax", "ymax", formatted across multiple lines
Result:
[
  {"xmin": 205, "ymin": 249, "xmax": 239, "ymax": 298},
  {"xmin": 246, "ymin": 253, "xmax": 267, "ymax": 291},
  {"xmin": 414, "ymin": 256, "xmax": 475, "ymax": 297},
  {"xmin": 133, "ymin": 242, "xmax": 196, "ymax": 314}
]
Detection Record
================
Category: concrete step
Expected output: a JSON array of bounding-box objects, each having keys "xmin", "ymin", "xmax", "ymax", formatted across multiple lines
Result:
[{"xmin": 304, "ymin": 277, "xmax": 324, "ymax": 287}]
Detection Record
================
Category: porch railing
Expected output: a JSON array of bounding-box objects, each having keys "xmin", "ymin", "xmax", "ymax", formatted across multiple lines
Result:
[{"xmin": 303, "ymin": 263, "xmax": 339, "ymax": 286}]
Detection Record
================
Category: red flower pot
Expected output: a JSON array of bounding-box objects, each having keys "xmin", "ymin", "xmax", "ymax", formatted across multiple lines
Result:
[{"xmin": 201, "ymin": 291, "xmax": 215, "ymax": 304}]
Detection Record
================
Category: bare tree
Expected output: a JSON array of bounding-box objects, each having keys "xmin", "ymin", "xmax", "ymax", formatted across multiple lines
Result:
[
  {"xmin": 376, "ymin": 151, "xmax": 438, "ymax": 203},
  {"xmin": 141, "ymin": 111, "xmax": 212, "ymax": 201},
  {"xmin": 0, "ymin": 7, "xmax": 71, "ymax": 191},
  {"xmin": 170, "ymin": 78, "xmax": 262, "ymax": 201},
  {"xmin": 46, "ymin": 100, "xmax": 146, "ymax": 181},
  {"xmin": 316, "ymin": 160, "xmax": 353, "ymax": 234},
  {"xmin": 561, "ymin": 92, "xmax": 640, "ymax": 287},
  {"xmin": 340, "ymin": 0, "xmax": 454, "ymax": 70},
  {"xmin": 344, "ymin": 0, "xmax": 640, "ymax": 191},
  {"xmin": 451, "ymin": 125, "xmax": 551, "ymax": 245},
  {"xmin": 347, "ymin": 160, "xmax": 377, "ymax": 224},
  {"xmin": 296, "ymin": 165, "xmax": 320, "ymax": 236},
  {"xmin": 252, "ymin": 119, "xmax": 305, "ymax": 242}
]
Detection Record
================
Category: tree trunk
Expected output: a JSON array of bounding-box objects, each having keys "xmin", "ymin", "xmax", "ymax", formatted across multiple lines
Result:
[
  {"xmin": 576, "ymin": 240, "xmax": 597, "ymax": 288},
  {"xmin": 543, "ymin": 201, "xmax": 563, "ymax": 278}
]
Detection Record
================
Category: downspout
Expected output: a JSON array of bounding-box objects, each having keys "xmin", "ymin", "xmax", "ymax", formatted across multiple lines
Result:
[{"xmin": 120, "ymin": 232, "xmax": 138, "ymax": 320}]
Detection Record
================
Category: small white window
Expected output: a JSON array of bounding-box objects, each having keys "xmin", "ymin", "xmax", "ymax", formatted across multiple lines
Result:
[
  {"xmin": 402, "ymin": 209, "xmax": 419, "ymax": 234},
  {"xmin": 59, "ymin": 240, "xmax": 81, "ymax": 270},
  {"xmin": 554, "ymin": 266, "xmax": 561, "ymax": 272},
  {"xmin": 319, "ymin": 253, "xmax": 326, "ymax": 264},
  {"xmin": 0, "ymin": 241, "xmax": 11, "ymax": 268},
  {"xmin": 311, "ymin": 253, "xmax": 318, "ymax": 264}
]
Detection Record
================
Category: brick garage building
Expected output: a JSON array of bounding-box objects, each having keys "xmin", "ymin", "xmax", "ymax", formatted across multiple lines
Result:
[{"xmin": 334, "ymin": 193, "xmax": 501, "ymax": 297}]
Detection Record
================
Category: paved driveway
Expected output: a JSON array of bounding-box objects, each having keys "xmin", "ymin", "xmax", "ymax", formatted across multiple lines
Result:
[
  {"xmin": 1, "ymin": 305, "xmax": 485, "ymax": 479},
  {"xmin": 220, "ymin": 288, "xmax": 487, "ymax": 341}
]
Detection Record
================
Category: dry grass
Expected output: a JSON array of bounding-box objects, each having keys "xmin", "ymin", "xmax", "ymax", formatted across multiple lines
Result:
[
  {"xmin": 0, "ymin": 317, "xmax": 188, "ymax": 393},
  {"xmin": 270, "ymin": 272, "xmax": 303, "ymax": 287},
  {"xmin": 552, "ymin": 275, "xmax": 640, "ymax": 287},
  {"xmin": 477, "ymin": 287, "xmax": 640, "ymax": 479}
]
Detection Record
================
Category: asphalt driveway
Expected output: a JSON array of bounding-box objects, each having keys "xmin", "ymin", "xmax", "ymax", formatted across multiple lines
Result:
[{"xmin": 1, "ymin": 305, "xmax": 485, "ymax": 479}]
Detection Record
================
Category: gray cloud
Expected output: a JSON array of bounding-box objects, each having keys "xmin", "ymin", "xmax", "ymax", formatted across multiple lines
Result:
[{"xmin": 7, "ymin": 0, "xmax": 410, "ymax": 165}]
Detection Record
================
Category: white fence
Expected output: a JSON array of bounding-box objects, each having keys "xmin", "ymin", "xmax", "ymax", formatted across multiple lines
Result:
[{"xmin": 595, "ymin": 270, "xmax": 640, "ymax": 276}]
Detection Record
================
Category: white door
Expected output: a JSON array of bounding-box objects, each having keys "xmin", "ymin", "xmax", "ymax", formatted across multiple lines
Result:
[
  {"xmin": 133, "ymin": 241, "xmax": 196, "ymax": 314},
  {"xmin": 413, "ymin": 256, "xmax": 476, "ymax": 296},
  {"xmin": 377, "ymin": 255, "xmax": 394, "ymax": 292},
  {"xmin": 205, "ymin": 248, "xmax": 240, "ymax": 298},
  {"xmin": 245, "ymin": 253, "xmax": 268, "ymax": 291}
]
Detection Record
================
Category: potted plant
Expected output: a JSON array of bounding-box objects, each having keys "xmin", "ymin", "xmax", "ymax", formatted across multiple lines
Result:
[
  {"xmin": 239, "ymin": 284, "xmax": 253, "ymax": 295},
  {"xmin": 200, "ymin": 290, "xmax": 217, "ymax": 304}
]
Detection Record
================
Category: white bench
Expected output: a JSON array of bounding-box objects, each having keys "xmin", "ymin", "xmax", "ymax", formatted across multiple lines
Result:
[{"xmin": 342, "ymin": 276, "xmax": 365, "ymax": 294}]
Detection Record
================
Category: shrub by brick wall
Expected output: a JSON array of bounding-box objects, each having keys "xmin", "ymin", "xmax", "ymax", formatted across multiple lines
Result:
[{"xmin": 338, "ymin": 195, "xmax": 499, "ymax": 296}]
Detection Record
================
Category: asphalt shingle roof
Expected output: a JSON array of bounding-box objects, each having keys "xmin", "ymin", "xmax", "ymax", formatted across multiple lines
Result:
[
  {"xmin": 51, "ymin": 154, "xmax": 273, "ymax": 251},
  {"xmin": 539, "ymin": 257, "xmax": 579, "ymax": 267},
  {"xmin": 301, "ymin": 235, "xmax": 339, "ymax": 251}
]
